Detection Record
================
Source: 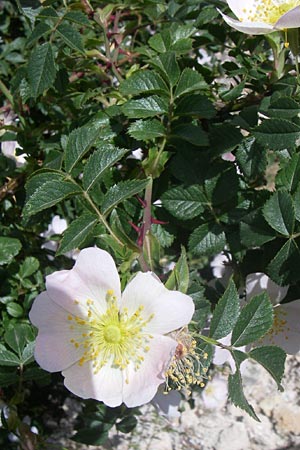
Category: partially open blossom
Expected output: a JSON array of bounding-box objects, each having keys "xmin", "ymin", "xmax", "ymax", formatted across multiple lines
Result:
[
  {"xmin": 246, "ymin": 272, "xmax": 300, "ymax": 354},
  {"xmin": 29, "ymin": 247, "xmax": 195, "ymax": 408},
  {"xmin": 219, "ymin": 1, "xmax": 300, "ymax": 35}
]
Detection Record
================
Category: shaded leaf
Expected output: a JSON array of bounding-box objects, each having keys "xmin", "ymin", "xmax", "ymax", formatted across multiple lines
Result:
[
  {"xmin": 231, "ymin": 293, "xmax": 273, "ymax": 347},
  {"xmin": 263, "ymin": 190, "xmax": 295, "ymax": 236},
  {"xmin": 58, "ymin": 214, "xmax": 98, "ymax": 255},
  {"xmin": 210, "ymin": 279, "xmax": 240, "ymax": 339},
  {"xmin": 27, "ymin": 43, "xmax": 56, "ymax": 98},
  {"xmin": 249, "ymin": 346, "xmax": 286, "ymax": 390}
]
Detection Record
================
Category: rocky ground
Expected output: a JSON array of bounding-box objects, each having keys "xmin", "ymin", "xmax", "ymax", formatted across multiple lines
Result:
[{"xmin": 46, "ymin": 354, "xmax": 300, "ymax": 450}]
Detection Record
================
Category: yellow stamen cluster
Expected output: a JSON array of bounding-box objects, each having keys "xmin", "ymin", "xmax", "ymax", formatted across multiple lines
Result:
[
  {"xmin": 240, "ymin": 0, "xmax": 300, "ymax": 24},
  {"xmin": 165, "ymin": 328, "xmax": 209, "ymax": 396},
  {"xmin": 68, "ymin": 290, "xmax": 154, "ymax": 376}
]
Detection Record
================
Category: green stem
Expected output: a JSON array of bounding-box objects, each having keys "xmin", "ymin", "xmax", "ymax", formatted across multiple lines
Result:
[
  {"xmin": 82, "ymin": 190, "xmax": 124, "ymax": 246},
  {"xmin": 66, "ymin": 175, "xmax": 124, "ymax": 247},
  {"xmin": 197, "ymin": 333, "xmax": 232, "ymax": 351}
]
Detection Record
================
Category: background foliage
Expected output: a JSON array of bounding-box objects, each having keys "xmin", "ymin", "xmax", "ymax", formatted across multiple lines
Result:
[{"xmin": 0, "ymin": 0, "xmax": 298, "ymax": 447}]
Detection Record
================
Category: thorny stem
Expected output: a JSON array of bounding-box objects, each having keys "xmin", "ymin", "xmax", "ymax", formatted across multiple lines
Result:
[
  {"xmin": 138, "ymin": 178, "xmax": 153, "ymax": 272},
  {"xmin": 99, "ymin": 12, "xmax": 124, "ymax": 83}
]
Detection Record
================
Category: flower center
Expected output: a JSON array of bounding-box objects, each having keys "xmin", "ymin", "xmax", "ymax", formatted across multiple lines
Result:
[
  {"xmin": 68, "ymin": 290, "xmax": 154, "ymax": 376},
  {"xmin": 241, "ymin": 0, "xmax": 300, "ymax": 25},
  {"xmin": 104, "ymin": 325, "xmax": 121, "ymax": 343},
  {"xmin": 165, "ymin": 328, "xmax": 209, "ymax": 396}
]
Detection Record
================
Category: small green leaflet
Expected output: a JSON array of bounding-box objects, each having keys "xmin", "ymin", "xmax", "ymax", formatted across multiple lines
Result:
[
  {"xmin": 101, "ymin": 179, "xmax": 149, "ymax": 216},
  {"xmin": 27, "ymin": 43, "xmax": 56, "ymax": 98}
]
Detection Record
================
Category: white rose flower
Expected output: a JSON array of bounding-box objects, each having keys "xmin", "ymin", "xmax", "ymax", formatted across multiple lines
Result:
[
  {"xmin": 29, "ymin": 247, "xmax": 195, "ymax": 408},
  {"xmin": 219, "ymin": 0, "xmax": 300, "ymax": 35}
]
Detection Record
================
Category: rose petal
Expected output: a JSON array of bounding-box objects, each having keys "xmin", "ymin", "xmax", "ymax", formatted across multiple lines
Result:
[
  {"xmin": 275, "ymin": 6, "xmax": 300, "ymax": 29},
  {"xmin": 123, "ymin": 334, "xmax": 176, "ymax": 407},
  {"xmin": 226, "ymin": 0, "xmax": 256, "ymax": 21},
  {"xmin": 219, "ymin": 11, "xmax": 274, "ymax": 34},
  {"xmin": 46, "ymin": 247, "xmax": 121, "ymax": 315},
  {"xmin": 62, "ymin": 359, "xmax": 123, "ymax": 407},
  {"xmin": 121, "ymin": 272, "xmax": 194, "ymax": 334},
  {"xmin": 29, "ymin": 292, "xmax": 83, "ymax": 371},
  {"xmin": 246, "ymin": 272, "xmax": 288, "ymax": 305},
  {"xmin": 260, "ymin": 302, "xmax": 300, "ymax": 354}
]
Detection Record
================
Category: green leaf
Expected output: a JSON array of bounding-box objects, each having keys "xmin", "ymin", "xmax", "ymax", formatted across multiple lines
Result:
[
  {"xmin": 73, "ymin": 426, "xmax": 110, "ymax": 446},
  {"xmin": 236, "ymin": 137, "xmax": 267, "ymax": 180},
  {"xmin": 25, "ymin": 170, "xmax": 65, "ymax": 198},
  {"xmin": 149, "ymin": 32, "xmax": 171, "ymax": 53},
  {"xmin": 188, "ymin": 224, "xmax": 226, "ymax": 257},
  {"xmin": 0, "ymin": 237, "xmax": 22, "ymax": 266},
  {"xmin": 151, "ymin": 224, "xmax": 174, "ymax": 248},
  {"xmin": 267, "ymin": 238, "xmax": 300, "ymax": 285},
  {"xmin": 101, "ymin": 179, "xmax": 149, "ymax": 215},
  {"xmin": 249, "ymin": 346, "xmax": 286, "ymax": 390},
  {"xmin": 56, "ymin": 23, "xmax": 84, "ymax": 53},
  {"xmin": 174, "ymin": 68, "xmax": 207, "ymax": 98},
  {"xmin": 162, "ymin": 185, "xmax": 206, "ymax": 220},
  {"xmin": 294, "ymin": 184, "xmax": 300, "ymax": 221},
  {"xmin": 261, "ymin": 97, "xmax": 300, "ymax": 119},
  {"xmin": 231, "ymin": 293, "xmax": 273, "ymax": 347},
  {"xmin": 276, "ymin": 153, "xmax": 300, "ymax": 193},
  {"xmin": 151, "ymin": 52, "xmax": 180, "ymax": 86},
  {"xmin": 228, "ymin": 369, "xmax": 259, "ymax": 421},
  {"xmin": 253, "ymin": 119, "xmax": 300, "ymax": 150},
  {"xmin": 0, "ymin": 371, "xmax": 19, "ymax": 387},
  {"xmin": 23, "ymin": 180, "xmax": 80, "ymax": 218},
  {"xmin": 21, "ymin": 341, "xmax": 35, "ymax": 366},
  {"xmin": 19, "ymin": 256, "xmax": 40, "ymax": 278},
  {"xmin": 121, "ymin": 95, "xmax": 168, "ymax": 118},
  {"xmin": 175, "ymin": 94, "xmax": 216, "ymax": 119},
  {"xmin": 63, "ymin": 10, "xmax": 90, "ymax": 26},
  {"xmin": 210, "ymin": 279, "xmax": 240, "ymax": 340},
  {"xmin": 263, "ymin": 190, "xmax": 295, "ymax": 236},
  {"xmin": 240, "ymin": 212, "xmax": 276, "ymax": 248},
  {"xmin": 116, "ymin": 416, "xmax": 137, "ymax": 434},
  {"xmin": 27, "ymin": 22, "xmax": 51, "ymax": 46},
  {"xmin": 82, "ymin": 146, "xmax": 128, "ymax": 192},
  {"xmin": 221, "ymin": 80, "xmax": 246, "ymax": 102},
  {"xmin": 0, "ymin": 345, "xmax": 20, "ymax": 367},
  {"xmin": 37, "ymin": 6, "xmax": 58, "ymax": 18},
  {"xmin": 165, "ymin": 247, "xmax": 189, "ymax": 293},
  {"xmin": 57, "ymin": 214, "xmax": 98, "ymax": 255},
  {"xmin": 209, "ymin": 124, "xmax": 242, "ymax": 155},
  {"xmin": 171, "ymin": 124, "xmax": 209, "ymax": 146},
  {"xmin": 128, "ymin": 119, "xmax": 165, "ymax": 141},
  {"xmin": 120, "ymin": 70, "xmax": 169, "ymax": 96},
  {"xmin": 7, "ymin": 303, "xmax": 23, "ymax": 318},
  {"xmin": 65, "ymin": 122, "xmax": 106, "ymax": 172},
  {"xmin": 27, "ymin": 43, "xmax": 56, "ymax": 98},
  {"xmin": 189, "ymin": 285, "xmax": 211, "ymax": 330},
  {"xmin": 4, "ymin": 324, "xmax": 34, "ymax": 358}
]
